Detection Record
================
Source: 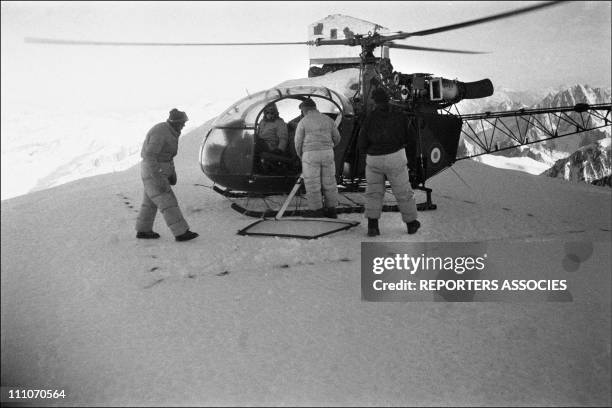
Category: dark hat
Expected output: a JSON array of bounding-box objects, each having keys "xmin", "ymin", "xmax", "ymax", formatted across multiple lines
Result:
[
  {"xmin": 371, "ymin": 88, "xmax": 389, "ymax": 104},
  {"xmin": 168, "ymin": 108, "xmax": 189, "ymax": 122},
  {"xmin": 263, "ymin": 103, "xmax": 278, "ymax": 113},
  {"xmin": 298, "ymin": 98, "xmax": 316, "ymax": 109}
]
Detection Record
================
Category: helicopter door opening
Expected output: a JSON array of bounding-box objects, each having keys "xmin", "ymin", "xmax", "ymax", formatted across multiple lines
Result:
[
  {"xmin": 253, "ymin": 98, "xmax": 303, "ymax": 176},
  {"xmin": 253, "ymin": 96, "xmax": 342, "ymax": 177}
]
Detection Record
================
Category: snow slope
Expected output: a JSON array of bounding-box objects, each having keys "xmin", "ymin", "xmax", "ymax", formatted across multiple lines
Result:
[
  {"xmin": 1, "ymin": 124, "xmax": 611, "ymax": 406},
  {"xmin": 0, "ymin": 97, "xmax": 237, "ymax": 200}
]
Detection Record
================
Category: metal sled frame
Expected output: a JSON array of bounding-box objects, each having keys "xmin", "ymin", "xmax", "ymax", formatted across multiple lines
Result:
[
  {"xmin": 237, "ymin": 217, "xmax": 360, "ymax": 239},
  {"xmin": 235, "ymin": 175, "xmax": 360, "ymax": 239}
]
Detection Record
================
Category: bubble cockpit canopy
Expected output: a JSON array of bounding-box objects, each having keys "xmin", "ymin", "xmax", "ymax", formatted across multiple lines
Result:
[{"xmin": 211, "ymin": 85, "xmax": 355, "ymax": 129}]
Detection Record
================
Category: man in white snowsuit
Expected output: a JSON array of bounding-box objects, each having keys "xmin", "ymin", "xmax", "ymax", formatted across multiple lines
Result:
[
  {"xmin": 294, "ymin": 98, "xmax": 341, "ymax": 218},
  {"xmin": 357, "ymin": 88, "xmax": 420, "ymax": 236},
  {"xmin": 135, "ymin": 109, "xmax": 199, "ymax": 242}
]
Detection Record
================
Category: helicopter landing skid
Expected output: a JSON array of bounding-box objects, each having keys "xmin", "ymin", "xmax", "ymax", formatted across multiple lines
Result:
[
  {"xmin": 230, "ymin": 201, "xmax": 413, "ymax": 219},
  {"xmin": 415, "ymin": 186, "xmax": 437, "ymax": 211},
  {"xmin": 212, "ymin": 185, "xmax": 272, "ymax": 199},
  {"xmin": 227, "ymin": 190, "xmax": 435, "ymax": 218},
  {"xmin": 230, "ymin": 202, "xmax": 366, "ymax": 219},
  {"xmin": 219, "ymin": 179, "xmax": 435, "ymax": 218}
]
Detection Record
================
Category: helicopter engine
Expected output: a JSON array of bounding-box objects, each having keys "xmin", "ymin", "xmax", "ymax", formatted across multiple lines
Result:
[{"xmin": 388, "ymin": 72, "xmax": 493, "ymax": 107}]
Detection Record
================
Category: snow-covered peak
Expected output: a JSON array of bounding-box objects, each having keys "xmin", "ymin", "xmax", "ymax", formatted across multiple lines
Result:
[
  {"xmin": 536, "ymin": 84, "xmax": 611, "ymax": 109},
  {"xmin": 0, "ymin": 97, "xmax": 237, "ymax": 200}
]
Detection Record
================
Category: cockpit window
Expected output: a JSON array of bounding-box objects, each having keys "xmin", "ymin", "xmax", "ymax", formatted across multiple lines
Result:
[
  {"xmin": 255, "ymin": 96, "xmax": 342, "ymax": 129},
  {"xmin": 212, "ymin": 85, "xmax": 353, "ymax": 128}
]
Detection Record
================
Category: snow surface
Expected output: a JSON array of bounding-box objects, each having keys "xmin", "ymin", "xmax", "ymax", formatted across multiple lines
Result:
[{"xmin": 2, "ymin": 123, "xmax": 611, "ymax": 406}]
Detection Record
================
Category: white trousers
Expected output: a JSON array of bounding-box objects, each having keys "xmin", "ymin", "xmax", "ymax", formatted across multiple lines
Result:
[
  {"xmin": 365, "ymin": 149, "xmax": 418, "ymax": 223},
  {"xmin": 301, "ymin": 150, "xmax": 338, "ymax": 211}
]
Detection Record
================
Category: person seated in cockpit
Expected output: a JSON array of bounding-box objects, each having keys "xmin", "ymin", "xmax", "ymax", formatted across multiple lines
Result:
[{"xmin": 256, "ymin": 103, "xmax": 288, "ymax": 155}]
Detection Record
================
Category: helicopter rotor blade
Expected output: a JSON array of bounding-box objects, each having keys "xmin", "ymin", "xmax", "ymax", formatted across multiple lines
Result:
[
  {"xmin": 382, "ymin": 1, "xmax": 565, "ymax": 42},
  {"xmin": 384, "ymin": 42, "xmax": 488, "ymax": 54},
  {"xmin": 24, "ymin": 1, "xmax": 566, "ymax": 49},
  {"xmin": 24, "ymin": 37, "xmax": 313, "ymax": 46}
]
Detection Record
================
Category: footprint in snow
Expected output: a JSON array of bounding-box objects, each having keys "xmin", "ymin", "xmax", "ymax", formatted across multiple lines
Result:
[{"xmin": 144, "ymin": 278, "xmax": 164, "ymax": 289}]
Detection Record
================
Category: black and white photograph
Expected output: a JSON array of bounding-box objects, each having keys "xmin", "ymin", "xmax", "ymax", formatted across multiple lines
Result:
[{"xmin": 1, "ymin": 1, "xmax": 611, "ymax": 406}]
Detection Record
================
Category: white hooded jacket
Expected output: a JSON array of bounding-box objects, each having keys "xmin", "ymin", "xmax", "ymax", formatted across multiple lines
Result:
[{"xmin": 294, "ymin": 110, "xmax": 341, "ymax": 158}]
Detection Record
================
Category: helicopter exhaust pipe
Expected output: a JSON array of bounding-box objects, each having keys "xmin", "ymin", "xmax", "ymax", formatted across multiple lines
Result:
[
  {"xmin": 430, "ymin": 78, "xmax": 494, "ymax": 102},
  {"xmin": 461, "ymin": 78, "xmax": 494, "ymax": 100}
]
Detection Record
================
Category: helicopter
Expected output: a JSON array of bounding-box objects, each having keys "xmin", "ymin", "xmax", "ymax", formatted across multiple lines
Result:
[
  {"xmin": 193, "ymin": 0, "xmax": 609, "ymax": 217},
  {"xmin": 25, "ymin": 1, "xmax": 611, "ymax": 220}
]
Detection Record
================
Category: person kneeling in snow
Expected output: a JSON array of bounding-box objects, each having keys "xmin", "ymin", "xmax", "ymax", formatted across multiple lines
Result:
[
  {"xmin": 135, "ymin": 108, "xmax": 199, "ymax": 242},
  {"xmin": 294, "ymin": 98, "xmax": 341, "ymax": 218},
  {"xmin": 358, "ymin": 88, "xmax": 420, "ymax": 236}
]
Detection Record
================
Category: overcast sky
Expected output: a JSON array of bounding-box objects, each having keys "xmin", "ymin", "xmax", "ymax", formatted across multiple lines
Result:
[{"xmin": 1, "ymin": 1, "xmax": 611, "ymax": 114}]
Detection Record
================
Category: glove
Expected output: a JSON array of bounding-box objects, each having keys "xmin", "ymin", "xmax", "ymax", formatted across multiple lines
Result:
[{"xmin": 168, "ymin": 173, "xmax": 177, "ymax": 186}]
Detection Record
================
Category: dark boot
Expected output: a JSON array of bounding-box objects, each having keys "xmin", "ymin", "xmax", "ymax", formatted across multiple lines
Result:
[
  {"xmin": 303, "ymin": 208, "xmax": 324, "ymax": 218},
  {"xmin": 136, "ymin": 231, "xmax": 160, "ymax": 239},
  {"xmin": 407, "ymin": 220, "xmax": 421, "ymax": 235},
  {"xmin": 367, "ymin": 218, "xmax": 380, "ymax": 237},
  {"xmin": 175, "ymin": 230, "xmax": 199, "ymax": 242},
  {"xmin": 323, "ymin": 207, "xmax": 337, "ymax": 219}
]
